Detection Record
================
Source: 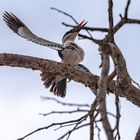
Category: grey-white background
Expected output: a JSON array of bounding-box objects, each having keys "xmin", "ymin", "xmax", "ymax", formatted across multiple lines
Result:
[{"xmin": 0, "ymin": 0, "xmax": 140, "ymax": 140}]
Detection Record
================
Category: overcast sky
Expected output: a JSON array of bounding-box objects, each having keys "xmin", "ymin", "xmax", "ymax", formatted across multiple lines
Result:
[{"xmin": 0, "ymin": 0, "xmax": 140, "ymax": 140}]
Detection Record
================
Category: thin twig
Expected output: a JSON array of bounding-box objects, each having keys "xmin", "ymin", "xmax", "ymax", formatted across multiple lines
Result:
[
  {"xmin": 113, "ymin": 0, "xmax": 138, "ymax": 34},
  {"xmin": 78, "ymin": 34, "xmax": 103, "ymax": 45},
  {"xmin": 126, "ymin": 18, "xmax": 140, "ymax": 24},
  {"xmin": 62, "ymin": 22, "xmax": 109, "ymax": 32},
  {"xmin": 88, "ymin": 97, "xmax": 99, "ymax": 140},
  {"xmin": 17, "ymin": 114, "xmax": 89, "ymax": 140},
  {"xmin": 95, "ymin": 122, "xmax": 101, "ymax": 140},
  {"xmin": 113, "ymin": 95, "xmax": 121, "ymax": 140},
  {"xmin": 124, "ymin": 0, "xmax": 131, "ymax": 18},
  {"xmin": 58, "ymin": 122, "xmax": 88, "ymax": 140},
  {"xmin": 51, "ymin": 7, "xmax": 78, "ymax": 24},
  {"xmin": 51, "ymin": 7, "xmax": 107, "ymax": 44},
  {"xmin": 40, "ymin": 96, "xmax": 90, "ymax": 108},
  {"xmin": 39, "ymin": 108, "xmax": 89, "ymax": 116},
  {"xmin": 58, "ymin": 123, "xmax": 90, "ymax": 140},
  {"xmin": 131, "ymin": 78, "xmax": 140, "ymax": 89},
  {"xmin": 89, "ymin": 114, "xmax": 94, "ymax": 140}
]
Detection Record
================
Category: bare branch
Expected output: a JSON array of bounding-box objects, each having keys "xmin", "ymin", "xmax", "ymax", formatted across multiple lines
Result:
[
  {"xmin": 113, "ymin": 95, "xmax": 121, "ymax": 140},
  {"xmin": 108, "ymin": 0, "xmax": 114, "ymax": 42},
  {"xmin": 97, "ymin": 50, "xmax": 113, "ymax": 140},
  {"xmin": 89, "ymin": 114, "xmax": 94, "ymax": 140},
  {"xmin": 131, "ymin": 78, "xmax": 140, "ymax": 89},
  {"xmin": 113, "ymin": 19, "xmax": 125, "ymax": 33},
  {"xmin": 51, "ymin": 7, "xmax": 108, "ymax": 45},
  {"xmin": 40, "ymin": 96, "xmax": 90, "ymax": 108},
  {"xmin": 39, "ymin": 109, "xmax": 89, "ymax": 117},
  {"xmin": 89, "ymin": 98, "xmax": 99, "ymax": 140},
  {"xmin": 95, "ymin": 122, "xmax": 101, "ymax": 140},
  {"xmin": 78, "ymin": 34, "xmax": 104, "ymax": 45},
  {"xmin": 124, "ymin": 0, "xmax": 131, "ymax": 18},
  {"xmin": 126, "ymin": 18, "xmax": 140, "ymax": 24},
  {"xmin": 58, "ymin": 123, "xmax": 89, "ymax": 140},
  {"xmin": 17, "ymin": 114, "xmax": 88, "ymax": 140},
  {"xmin": 113, "ymin": 0, "xmax": 140, "ymax": 34},
  {"xmin": 62, "ymin": 22, "xmax": 109, "ymax": 32},
  {"xmin": 0, "ymin": 53, "xmax": 140, "ymax": 107},
  {"xmin": 109, "ymin": 43, "xmax": 132, "ymax": 88},
  {"xmin": 113, "ymin": 17, "xmax": 140, "ymax": 34},
  {"xmin": 51, "ymin": 7, "xmax": 78, "ymax": 24}
]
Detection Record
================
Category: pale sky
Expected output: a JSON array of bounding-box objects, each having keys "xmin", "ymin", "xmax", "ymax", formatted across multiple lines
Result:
[{"xmin": 0, "ymin": 0, "xmax": 140, "ymax": 140}]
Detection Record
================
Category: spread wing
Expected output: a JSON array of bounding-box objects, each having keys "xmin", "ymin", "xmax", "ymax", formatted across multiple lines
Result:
[{"xmin": 3, "ymin": 11, "xmax": 63, "ymax": 51}]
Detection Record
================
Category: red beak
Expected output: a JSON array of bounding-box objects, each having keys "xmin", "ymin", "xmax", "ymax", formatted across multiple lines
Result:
[
  {"xmin": 78, "ymin": 20, "xmax": 87, "ymax": 28},
  {"xmin": 68, "ymin": 20, "xmax": 87, "ymax": 33}
]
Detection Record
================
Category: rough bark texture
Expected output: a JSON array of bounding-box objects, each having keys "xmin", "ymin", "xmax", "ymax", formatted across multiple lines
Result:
[{"xmin": 0, "ymin": 53, "xmax": 140, "ymax": 107}]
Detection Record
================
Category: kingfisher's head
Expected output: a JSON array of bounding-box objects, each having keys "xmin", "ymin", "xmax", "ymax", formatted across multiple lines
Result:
[{"xmin": 62, "ymin": 20, "xmax": 87, "ymax": 44}]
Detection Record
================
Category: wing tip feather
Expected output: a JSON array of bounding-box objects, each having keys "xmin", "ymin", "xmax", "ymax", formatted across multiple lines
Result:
[{"xmin": 3, "ymin": 11, "xmax": 25, "ymax": 34}]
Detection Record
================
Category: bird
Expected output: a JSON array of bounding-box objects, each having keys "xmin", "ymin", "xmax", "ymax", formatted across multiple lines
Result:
[{"xmin": 3, "ymin": 11, "xmax": 89, "ymax": 97}]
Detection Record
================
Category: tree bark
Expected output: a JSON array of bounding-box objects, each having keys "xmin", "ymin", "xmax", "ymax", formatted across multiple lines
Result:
[{"xmin": 0, "ymin": 53, "xmax": 140, "ymax": 107}]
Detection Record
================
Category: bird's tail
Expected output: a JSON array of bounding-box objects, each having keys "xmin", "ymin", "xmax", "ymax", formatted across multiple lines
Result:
[{"xmin": 40, "ymin": 72, "xmax": 67, "ymax": 97}]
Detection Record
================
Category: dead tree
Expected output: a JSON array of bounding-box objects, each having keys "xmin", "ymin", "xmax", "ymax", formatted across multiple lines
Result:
[{"xmin": 0, "ymin": 0, "xmax": 140, "ymax": 140}]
